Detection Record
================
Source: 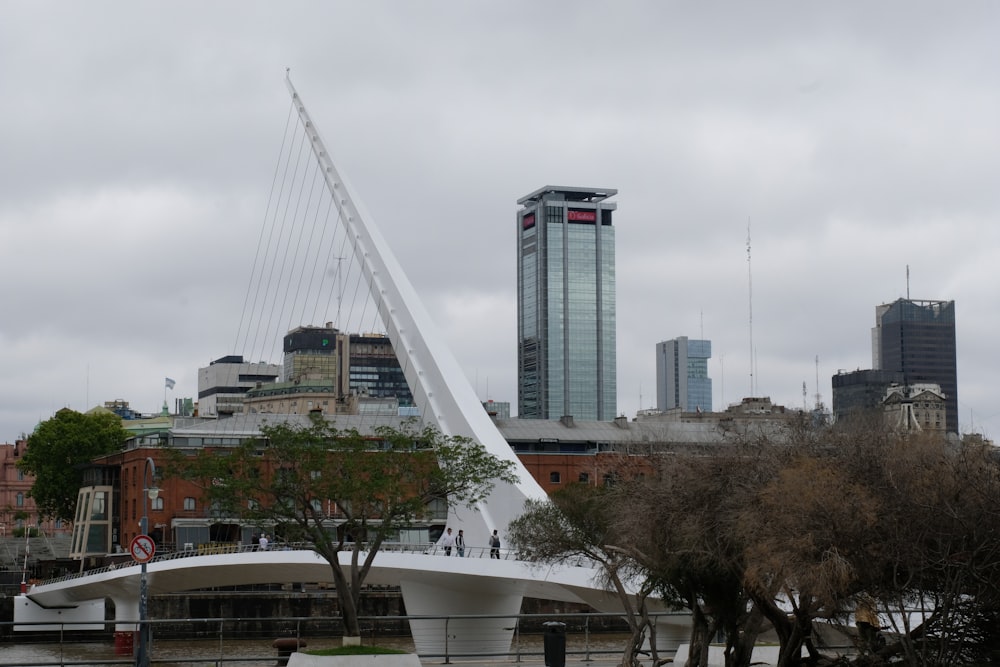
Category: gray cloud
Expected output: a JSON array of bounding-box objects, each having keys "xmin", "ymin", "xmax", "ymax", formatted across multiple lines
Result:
[{"xmin": 2, "ymin": 1, "xmax": 998, "ymax": 440}]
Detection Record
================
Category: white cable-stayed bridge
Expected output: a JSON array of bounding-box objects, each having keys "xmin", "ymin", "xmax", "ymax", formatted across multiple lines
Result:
[{"xmin": 18, "ymin": 75, "xmax": 687, "ymax": 656}]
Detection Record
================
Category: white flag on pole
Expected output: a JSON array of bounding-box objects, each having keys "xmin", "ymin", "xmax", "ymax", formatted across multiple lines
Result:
[{"xmin": 165, "ymin": 377, "xmax": 176, "ymax": 390}]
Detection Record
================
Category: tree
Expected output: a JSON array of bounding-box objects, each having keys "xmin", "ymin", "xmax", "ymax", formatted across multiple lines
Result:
[
  {"xmin": 734, "ymin": 418, "xmax": 1000, "ymax": 666},
  {"xmin": 850, "ymin": 431, "xmax": 1000, "ymax": 665},
  {"xmin": 619, "ymin": 439, "xmax": 780, "ymax": 667},
  {"xmin": 168, "ymin": 414, "xmax": 518, "ymax": 641},
  {"xmin": 17, "ymin": 408, "xmax": 126, "ymax": 522},
  {"xmin": 508, "ymin": 482, "xmax": 662, "ymax": 667},
  {"xmin": 738, "ymin": 451, "xmax": 879, "ymax": 667}
]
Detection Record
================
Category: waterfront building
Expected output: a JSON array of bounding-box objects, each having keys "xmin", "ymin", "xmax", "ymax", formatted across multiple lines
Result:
[
  {"xmin": 872, "ymin": 299, "xmax": 957, "ymax": 433},
  {"xmin": 882, "ymin": 383, "xmax": 946, "ymax": 433},
  {"xmin": 281, "ymin": 325, "xmax": 413, "ymax": 407},
  {"xmin": 197, "ymin": 355, "xmax": 280, "ymax": 418},
  {"xmin": 0, "ymin": 440, "xmax": 68, "ymax": 538},
  {"xmin": 516, "ymin": 186, "xmax": 617, "ymax": 421},
  {"xmin": 243, "ymin": 377, "xmax": 347, "ymax": 416},
  {"xmin": 831, "ymin": 369, "xmax": 906, "ymax": 423},
  {"xmin": 283, "ymin": 324, "xmax": 349, "ymax": 387},
  {"xmin": 71, "ymin": 397, "xmax": 804, "ymax": 560},
  {"xmin": 348, "ymin": 333, "xmax": 413, "ymax": 408},
  {"xmin": 69, "ymin": 460, "xmax": 120, "ymax": 562},
  {"xmin": 655, "ymin": 337, "xmax": 713, "ymax": 413},
  {"xmin": 482, "ymin": 400, "xmax": 511, "ymax": 419}
]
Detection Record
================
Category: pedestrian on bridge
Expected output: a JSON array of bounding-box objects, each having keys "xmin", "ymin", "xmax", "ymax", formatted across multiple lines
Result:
[
  {"xmin": 441, "ymin": 528, "xmax": 455, "ymax": 556},
  {"xmin": 259, "ymin": 533, "xmax": 269, "ymax": 551},
  {"xmin": 455, "ymin": 530, "xmax": 466, "ymax": 557},
  {"xmin": 490, "ymin": 530, "xmax": 501, "ymax": 559}
]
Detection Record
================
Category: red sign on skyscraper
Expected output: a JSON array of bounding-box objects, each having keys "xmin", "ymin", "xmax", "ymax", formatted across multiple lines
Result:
[{"xmin": 567, "ymin": 210, "xmax": 596, "ymax": 222}]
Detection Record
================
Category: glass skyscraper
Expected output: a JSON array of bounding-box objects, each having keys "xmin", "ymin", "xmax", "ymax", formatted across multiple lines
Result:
[
  {"xmin": 872, "ymin": 298, "xmax": 957, "ymax": 433},
  {"xmin": 655, "ymin": 337, "xmax": 713, "ymax": 413},
  {"xmin": 517, "ymin": 186, "xmax": 617, "ymax": 421}
]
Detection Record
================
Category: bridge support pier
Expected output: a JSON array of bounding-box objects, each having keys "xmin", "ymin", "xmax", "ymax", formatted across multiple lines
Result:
[
  {"xmin": 399, "ymin": 578, "xmax": 523, "ymax": 658},
  {"xmin": 649, "ymin": 616, "xmax": 692, "ymax": 657},
  {"xmin": 111, "ymin": 595, "xmax": 139, "ymax": 656}
]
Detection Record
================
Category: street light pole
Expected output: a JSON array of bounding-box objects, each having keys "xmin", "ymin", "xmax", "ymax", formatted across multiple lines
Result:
[{"xmin": 137, "ymin": 457, "xmax": 158, "ymax": 667}]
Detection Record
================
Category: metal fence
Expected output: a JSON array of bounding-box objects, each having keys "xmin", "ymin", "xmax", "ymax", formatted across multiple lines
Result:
[{"xmin": 0, "ymin": 611, "xmax": 688, "ymax": 666}]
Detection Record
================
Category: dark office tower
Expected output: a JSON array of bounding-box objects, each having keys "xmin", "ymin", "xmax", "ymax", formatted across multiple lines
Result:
[
  {"xmin": 831, "ymin": 368, "xmax": 906, "ymax": 423},
  {"xmin": 347, "ymin": 333, "xmax": 414, "ymax": 407},
  {"xmin": 282, "ymin": 325, "xmax": 413, "ymax": 407},
  {"xmin": 283, "ymin": 324, "xmax": 347, "ymax": 386},
  {"xmin": 517, "ymin": 186, "xmax": 617, "ymax": 421},
  {"xmin": 872, "ymin": 299, "xmax": 958, "ymax": 433}
]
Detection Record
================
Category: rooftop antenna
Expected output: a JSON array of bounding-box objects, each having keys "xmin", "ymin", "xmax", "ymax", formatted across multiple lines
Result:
[
  {"xmin": 700, "ymin": 310, "xmax": 704, "ymax": 341},
  {"xmin": 334, "ymin": 256, "xmax": 346, "ymax": 327},
  {"xmin": 802, "ymin": 381, "xmax": 807, "ymax": 411},
  {"xmin": 814, "ymin": 355, "xmax": 822, "ymax": 409},
  {"xmin": 747, "ymin": 219, "xmax": 754, "ymax": 397},
  {"xmin": 720, "ymin": 353, "xmax": 725, "ymax": 408},
  {"xmin": 906, "ymin": 264, "xmax": 910, "ymax": 300}
]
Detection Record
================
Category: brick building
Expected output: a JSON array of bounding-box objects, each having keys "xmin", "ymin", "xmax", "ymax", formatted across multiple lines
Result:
[{"xmin": 0, "ymin": 440, "xmax": 70, "ymax": 538}]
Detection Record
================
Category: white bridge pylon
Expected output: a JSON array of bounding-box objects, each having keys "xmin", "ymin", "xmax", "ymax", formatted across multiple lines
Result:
[
  {"xmin": 284, "ymin": 75, "xmax": 546, "ymax": 546},
  {"xmin": 23, "ymin": 81, "xmax": 617, "ymax": 657}
]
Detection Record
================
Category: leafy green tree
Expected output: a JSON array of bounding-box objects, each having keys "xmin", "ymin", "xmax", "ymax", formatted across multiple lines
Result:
[
  {"xmin": 17, "ymin": 408, "xmax": 126, "ymax": 522},
  {"xmin": 168, "ymin": 414, "xmax": 518, "ymax": 641}
]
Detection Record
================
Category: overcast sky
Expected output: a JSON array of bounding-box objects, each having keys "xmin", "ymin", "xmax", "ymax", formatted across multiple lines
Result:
[{"xmin": 2, "ymin": 2, "xmax": 998, "ymax": 442}]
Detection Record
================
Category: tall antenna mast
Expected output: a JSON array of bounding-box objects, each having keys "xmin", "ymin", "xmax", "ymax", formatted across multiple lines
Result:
[
  {"xmin": 720, "ymin": 353, "xmax": 725, "ymax": 408},
  {"xmin": 334, "ymin": 256, "xmax": 345, "ymax": 327},
  {"xmin": 747, "ymin": 219, "xmax": 754, "ymax": 397},
  {"xmin": 906, "ymin": 264, "xmax": 910, "ymax": 300},
  {"xmin": 814, "ymin": 355, "xmax": 821, "ymax": 409}
]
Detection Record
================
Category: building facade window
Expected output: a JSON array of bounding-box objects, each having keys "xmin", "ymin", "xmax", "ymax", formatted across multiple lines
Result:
[
  {"xmin": 184, "ymin": 497, "xmax": 196, "ymax": 511},
  {"xmin": 549, "ymin": 471, "xmax": 561, "ymax": 484},
  {"xmin": 15, "ymin": 492, "xmax": 23, "ymax": 507},
  {"xmin": 151, "ymin": 497, "xmax": 164, "ymax": 511}
]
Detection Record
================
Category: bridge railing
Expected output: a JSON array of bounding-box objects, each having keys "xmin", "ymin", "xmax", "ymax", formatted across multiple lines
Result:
[
  {"xmin": 0, "ymin": 610, "xmax": 690, "ymax": 666},
  {"xmin": 34, "ymin": 541, "xmax": 531, "ymax": 587}
]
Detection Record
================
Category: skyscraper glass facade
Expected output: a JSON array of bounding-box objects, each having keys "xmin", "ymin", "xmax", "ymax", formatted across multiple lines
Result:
[
  {"xmin": 348, "ymin": 334, "xmax": 414, "ymax": 406},
  {"xmin": 656, "ymin": 337, "xmax": 713, "ymax": 413},
  {"xmin": 872, "ymin": 298, "xmax": 957, "ymax": 433},
  {"xmin": 517, "ymin": 186, "xmax": 617, "ymax": 421}
]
